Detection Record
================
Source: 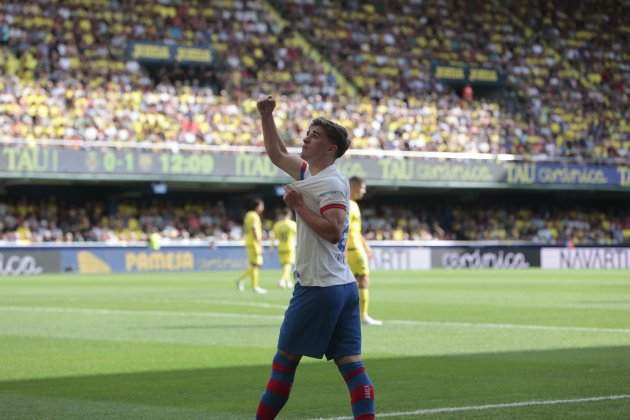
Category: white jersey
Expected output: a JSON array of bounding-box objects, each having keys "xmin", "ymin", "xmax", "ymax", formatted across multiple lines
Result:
[{"xmin": 289, "ymin": 163, "xmax": 354, "ymax": 287}]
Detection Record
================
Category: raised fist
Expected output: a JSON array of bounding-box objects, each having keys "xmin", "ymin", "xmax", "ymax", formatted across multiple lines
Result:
[{"xmin": 257, "ymin": 96, "xmax": 276, "ymax": 115}]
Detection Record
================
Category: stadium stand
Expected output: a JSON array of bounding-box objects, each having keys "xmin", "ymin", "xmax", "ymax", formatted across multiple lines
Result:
[
  {"xmin": 0, "ymin": 0, "xmax": 340, "ymax": 146},
  {"xmin": 360, "ymin": 203, "xmax": 629, "ymax": 244},
  {"xmin": 272, "ymin": 0, "xmax": 629, "ymax": 159},
  {"xmin": 0, "ymin": 0, "xmax": 628, "ymax": 250},
  {"xmin": 1, "ymin": 196, "xmax": 628, "ymax": 245},
  {"xmin": 499, "ymin": 0, "xmax": 630, "ymax": 160},
  {"xmin": 0, "ymin": 0, "xmax": 627, "ymax": 158}
]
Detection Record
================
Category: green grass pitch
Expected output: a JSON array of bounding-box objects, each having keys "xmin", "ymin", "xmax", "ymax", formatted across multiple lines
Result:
[{"xmin": 1, "ymin": 270, "xmax": 629, "ymax": 419}]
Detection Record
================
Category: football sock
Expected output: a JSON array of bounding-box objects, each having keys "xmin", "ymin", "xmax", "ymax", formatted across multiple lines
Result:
[
  {"xmin": 237, "ymin": 267, "xmax": 250, "ymax": 282},
  {"xmin": 251, "ymin": 266, "xmax": 260, "ymax": 288},
  {"xmin": 359, "ymin": 288, "xmax": 369, "ymax": 319},
  {"xmin": 256, "ymin": 352, "xmax": 299, "ymax": 419},
  {"xmin": 338, "ymin": 361, "xmax": 375, "ymax": 420},
  {"xmin": 281, "ymin": 264, "xmax": 292, "ymax": 284}
]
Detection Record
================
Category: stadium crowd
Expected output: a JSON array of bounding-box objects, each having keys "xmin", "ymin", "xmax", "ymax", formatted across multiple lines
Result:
[
  {"xmin": 0, "ymin": 0, "xmax": 627, "ymax": 159},
  {"xmin": 274, "ymin": 0, "xmax": 629, "ymax": 160},
  {"xmin": 1, "ymin": 197, "xmax": 628, "ymax": 245},
  {"xmin": 360, "ymin": 204, "xmax": 629, "ymax": 245},
  {"xmin": 0, "ymin": 1, "xmax": 628, "ymax": 247}
]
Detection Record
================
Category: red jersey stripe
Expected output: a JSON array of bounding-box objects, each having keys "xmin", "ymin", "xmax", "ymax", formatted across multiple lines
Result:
[{"xmin": 320, "ymin": 203, "xmax": 346, "ymax": 214}]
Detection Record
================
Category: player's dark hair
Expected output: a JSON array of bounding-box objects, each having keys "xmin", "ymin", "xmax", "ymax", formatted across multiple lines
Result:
[
  {"xmin": 310, "ymin": 117, "xmax": 350, "ymax": 158},
  {"xmin": 349, "ymin": 176, "xmax": 365, "ymax": 186},
  {"xmin": 247, "ymin": 197, "xmax": 263, "ymax": 211}
]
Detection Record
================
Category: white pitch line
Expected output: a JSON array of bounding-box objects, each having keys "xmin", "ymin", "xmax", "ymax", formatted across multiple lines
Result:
[
  {"xmin": 0, "ymin": 305, "xmax": 283, "ymax": 321},
  {"xmin": 190, "ymin": 299, "xmax": 288, "ymax": 310},
  {"xmin": 387, "ymin": 319, "xmax": 630, "ymax": 335},
  {"xmin": 1, "ymin": 306, "xmax": 630, "ymax": 334},
  {"xmin": 314, "ymin": 394, "xmax": 630, "ymax": 419}
]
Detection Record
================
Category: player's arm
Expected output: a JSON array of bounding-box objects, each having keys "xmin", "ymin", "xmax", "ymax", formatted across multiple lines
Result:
[
  {"xmin": 257, "ymin": 96, "xmax": 304, "ymax": 180},
  {"xmin": 284, "ymin": 186, "xmax": 345, "ymax": 244},
  {"xmin": 253, "ymin": 222, "xmax": 261, "ymax": 243},
  {"xmin": 247, "ymin": 216, "xmax": 261, "ymax": 243},
  {"xmin": 361, "ymin": 235, "xmax": 373, "ymax": 258}
]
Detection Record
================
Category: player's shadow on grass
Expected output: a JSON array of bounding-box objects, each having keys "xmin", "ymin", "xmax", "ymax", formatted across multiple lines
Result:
[{"xmin": 2, "ymin": 346, "xmax": 630, "ymax": 419}]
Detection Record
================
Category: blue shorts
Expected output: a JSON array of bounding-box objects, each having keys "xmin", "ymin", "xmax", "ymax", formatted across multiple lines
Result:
[{"xmin": 278, "ymin": 282, "xmax": 361, "ymax": 360}]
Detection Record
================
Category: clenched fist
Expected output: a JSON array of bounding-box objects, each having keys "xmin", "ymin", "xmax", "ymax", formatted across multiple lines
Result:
[{"xmin": 257, "ymin": 96, "xmax": 276, "ymax": 116}]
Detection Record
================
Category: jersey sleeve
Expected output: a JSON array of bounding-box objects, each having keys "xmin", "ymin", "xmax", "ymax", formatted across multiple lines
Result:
[{"xmin": 318, "ymin": 180, "xmax": 348, "ymax": 215}]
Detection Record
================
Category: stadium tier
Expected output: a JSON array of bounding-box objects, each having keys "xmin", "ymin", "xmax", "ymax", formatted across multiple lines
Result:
[
  {"xmin": 0, "ymin": 0, "xmax": 627, "ymax": 158},
  {"xmin": 0, "ymin": 0, "xmax": 628, "ymax": 247},
  {"xmin": 1, "ymin": 193, "xmax": 628, "ymax": 245}
]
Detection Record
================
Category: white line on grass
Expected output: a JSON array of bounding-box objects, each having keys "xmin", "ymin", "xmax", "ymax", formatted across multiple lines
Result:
[
  {"xmin": 386, "ymin": 319, "xmax": 630, "ymax": 335},
  {"xmin": 1, "ymin": 305, "xmax": 630, "ymax": 334},
  {"xmin": 0, "ymin": 305, "xmax": 283, "ymax": 321},
  {"xmin": 313, "ymin": 394, "xmax": 630, "ymax": 419},
  {"xmin": 190, "ymin": 299, "xmax": 288, "ymax": 310}
]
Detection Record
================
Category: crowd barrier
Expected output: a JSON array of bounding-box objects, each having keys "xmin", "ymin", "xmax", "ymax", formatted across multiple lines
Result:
[
  {"xmin": 0, "ymin": 243, "xmax": 628, "ymax": 276},
  {"xmin": 2, "ymin": 144, "xmax": 629, "ymax": 190}
]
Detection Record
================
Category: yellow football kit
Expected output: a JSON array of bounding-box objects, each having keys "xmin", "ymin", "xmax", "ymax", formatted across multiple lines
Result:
[
  {"xmin": 244, "ymin": 210, "xmax": 263, "ymax": 266},
  {"xmin": 273, "ymin": 219, "xmax": 297, "ymax": 265},
  {"xmin": 347, "ymin": 200, "xmax": 369, "ymax": 276}
]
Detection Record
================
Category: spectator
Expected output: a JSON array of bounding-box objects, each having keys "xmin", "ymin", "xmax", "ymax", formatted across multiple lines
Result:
[
  {"xmin": 0, "ymin": 0, "xmax": 627, "ymax": 160},
  {"xmin": 2, "ymin": 196, "xmax": 626, "ymax": 245}
]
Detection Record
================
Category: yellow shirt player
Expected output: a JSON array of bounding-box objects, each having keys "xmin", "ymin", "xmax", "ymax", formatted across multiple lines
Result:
[
  {"xmin": 272, "ymin": 209, "xmax": 297, "ymax": 289},
  {"xmin": 236, "ymin": 197, "xmax": 267, "ymax": 294},
  {"xmin": 348, "ymin": 176, "xmax": 382, "ymax": 325}
]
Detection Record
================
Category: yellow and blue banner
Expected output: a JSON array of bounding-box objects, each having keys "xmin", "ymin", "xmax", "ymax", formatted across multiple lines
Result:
[
  {"xmin": 127, "ymin": 41, "xmax": 214, "ymax": 64},
  {"xmin": 432, "ymin": 63, "xmax": 501, "ymax": 85},
  {"xmin": 1, "ymin": 145, "xmax": 628, "ymax": 190}
]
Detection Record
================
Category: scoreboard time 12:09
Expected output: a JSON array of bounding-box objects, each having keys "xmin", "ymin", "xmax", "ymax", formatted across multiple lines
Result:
[{"xmin": 87, "ymin": 150, "xmax": 215, "ymax": 175}]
